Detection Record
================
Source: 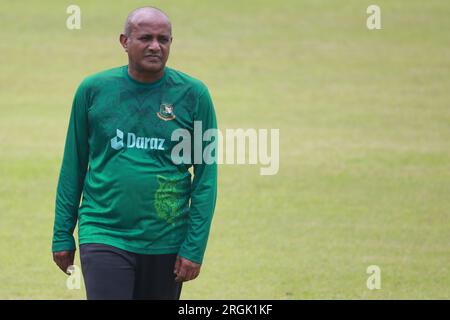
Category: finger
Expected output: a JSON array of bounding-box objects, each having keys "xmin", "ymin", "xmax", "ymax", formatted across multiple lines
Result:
[
  {"xmin": 176, "ymin": 264, "xmax": 187, "ymax": 282},
  {"xmin": 58, "ymin": 261, "xmax": 68, "ymax": 274},
  {"xmin": 64, "ymin": 262, "xmax": 72, "ymax": 274},
  {"xmin": 68, "ymin": 251, "xmax": 75, "ymax": 264},
  {"xmin": 60, "ymin": 260, "xmax": 70, "ymax": 274},
  {"xmin": 184, "ymin": 269, "xmax": 194, "ymax": 282},
  {"xmin": 184, "ymin": 263, "xmax": 198, "ymax": 282},
  {"xmin": 53, "ymin": 253, "xmax": 64, "ymax": 264},
  {"xmin": 191, "ymin": 266, "xmax": 201, "ymax": 280},
  {"xmin": 53, "ymin": 252, "xmax": 70, "ymax": 274},
  {"xmin": 175, "ymin": 270, "xmax": 185, "ymax": 282},
  {"xmin": 66, "ymin": 264, "xmax": 76, "ymax": 275},
  {"xmin": 61, "ymin": 256, "xmax": 74, "ymax": 274},
  {"xmin": 174, "ymin": 256, "xmax": 181, "ymax": 275},
  {"xmin": 190, "ymin": 268, "xmax": 199, "ymax": 281},
  {"xmin": 191, "ymin": 269, "xmax": 200, "ymax": 280},
  {"xmin": 54, "ymin": 256, "xmax": 65, "ymax": 271}
]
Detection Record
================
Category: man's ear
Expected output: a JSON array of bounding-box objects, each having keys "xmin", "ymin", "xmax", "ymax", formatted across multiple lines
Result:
[{"xmin": 119, "ymin": 34, "xmax": 128, "ymax": 52}]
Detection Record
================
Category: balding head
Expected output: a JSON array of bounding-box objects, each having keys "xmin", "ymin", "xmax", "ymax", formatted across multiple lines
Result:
[
  {"xmin": 124, "ymin": 6, "xmax": 172, "ymax": 37},
  {"xmin": 120, "ymin": 6, "xmax": 173, "ymax": 83}
]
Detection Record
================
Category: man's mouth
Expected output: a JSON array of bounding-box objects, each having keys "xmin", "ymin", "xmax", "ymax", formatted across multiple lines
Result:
[{"xmin": 144, "ymin": 55, "xmax": 161, "ymax": 60}]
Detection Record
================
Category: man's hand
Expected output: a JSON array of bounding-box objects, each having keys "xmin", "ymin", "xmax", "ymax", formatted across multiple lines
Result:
[
  {"xmin": 53, "ymin": 250, "xmax": 75, "ymax": 275},
  {"xmin": 174, "ymin": 255, "xmax": 201, "ymax": 282}
]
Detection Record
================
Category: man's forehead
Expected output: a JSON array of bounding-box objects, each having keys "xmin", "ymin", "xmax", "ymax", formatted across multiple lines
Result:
[
  {"xmin": 129, "ymin": 10, "xmax": 171, "ymax": 33},
  {"xmin": 131, "ymin": 21, "xmax": 171, "ymax": 36},
  {"xmin": 132, "ymin": 20, "xmax": 171, "ymax": 34}
]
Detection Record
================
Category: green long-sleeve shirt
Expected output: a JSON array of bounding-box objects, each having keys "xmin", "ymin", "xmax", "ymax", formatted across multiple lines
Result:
[{"xmin": 52, "ymin": 65, "xmax": 217, "ymax": 264}]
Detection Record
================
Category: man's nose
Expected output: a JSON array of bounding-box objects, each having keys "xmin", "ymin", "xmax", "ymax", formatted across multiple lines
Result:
[{"xmin": 147, "ymin": 39, "xmax": 160, "ymax": 51}]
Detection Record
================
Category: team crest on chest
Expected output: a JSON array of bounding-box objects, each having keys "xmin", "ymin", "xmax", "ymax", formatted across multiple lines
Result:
[{"xmin": 157, "ymin": 103, "xmax": 176, "ymax": 121}]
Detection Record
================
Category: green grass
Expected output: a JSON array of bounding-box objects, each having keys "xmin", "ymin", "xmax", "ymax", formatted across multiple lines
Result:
[{"xmin": 0, "ymin": 0, "xmax": 449, "ymax": 299}]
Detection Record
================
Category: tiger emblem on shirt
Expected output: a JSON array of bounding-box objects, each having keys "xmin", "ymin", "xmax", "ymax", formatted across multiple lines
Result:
[{"xmin": 154, "ymin": 175, "xmax": 185, "ymax": 225}]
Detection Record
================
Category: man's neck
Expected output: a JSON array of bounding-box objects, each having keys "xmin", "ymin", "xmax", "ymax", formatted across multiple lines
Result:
[{"xmin": 128, "ymin": 65, "xmax": 165, "ymax": 83}]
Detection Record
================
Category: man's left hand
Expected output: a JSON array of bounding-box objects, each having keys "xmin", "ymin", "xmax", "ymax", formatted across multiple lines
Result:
[{"xmin": 174, "ymin": 255, "xmax": 201, "ymax": 282}]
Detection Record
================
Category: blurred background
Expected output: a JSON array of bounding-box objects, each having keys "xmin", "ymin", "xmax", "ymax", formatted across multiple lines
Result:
[{"xmin": 0, "ymin": 0, "xmax": 449, "ymax": 299}]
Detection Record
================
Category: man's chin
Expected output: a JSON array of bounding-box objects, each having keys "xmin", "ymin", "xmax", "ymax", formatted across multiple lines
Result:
[{"xmin": 139, "ymin": 61, "xmax": 165, "ymax": 74}]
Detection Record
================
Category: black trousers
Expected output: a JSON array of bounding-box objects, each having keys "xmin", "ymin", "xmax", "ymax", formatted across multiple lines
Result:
[{"xmin": 79, "ymin": 243, "xmax": 182, "ymax": 300}]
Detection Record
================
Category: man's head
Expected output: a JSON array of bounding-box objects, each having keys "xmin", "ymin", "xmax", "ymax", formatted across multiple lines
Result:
[{"xmin": 120, "ymin": 7, "xmax": 172, "ymax": 78}]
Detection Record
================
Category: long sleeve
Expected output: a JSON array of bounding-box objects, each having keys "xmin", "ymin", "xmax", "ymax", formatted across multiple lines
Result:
[
  {"xmin": 178, "ymin": 88, "xmax": 218, "ymax": 264},
  {"xmin": 52, "ymin": 82, "xmax": 90, "ymax": 252}
]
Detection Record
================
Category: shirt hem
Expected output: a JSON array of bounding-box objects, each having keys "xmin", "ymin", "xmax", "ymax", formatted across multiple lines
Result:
[{"xmin": 78, "ymin": 236, "xmax": 181, "ymax": 255}]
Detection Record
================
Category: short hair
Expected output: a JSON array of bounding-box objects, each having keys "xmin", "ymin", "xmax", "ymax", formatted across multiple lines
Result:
[{"xmin": 123, "ymin": 6, "xmax": 172, "ymax": 37}]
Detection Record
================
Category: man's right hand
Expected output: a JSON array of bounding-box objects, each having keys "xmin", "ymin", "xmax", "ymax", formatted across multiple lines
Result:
[{"xmin": 53, "ymin": 250, "xmax": 75, "ymax": 274}]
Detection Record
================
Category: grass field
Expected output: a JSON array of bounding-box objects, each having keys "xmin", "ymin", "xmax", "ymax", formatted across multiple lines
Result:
[{"xmin": 0, "ymin": 0, "xmax": 449, "ymax": 299}]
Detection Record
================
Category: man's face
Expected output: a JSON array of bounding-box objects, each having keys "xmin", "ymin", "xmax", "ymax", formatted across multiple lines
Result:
[{"xmin": 122, "ymin": 17, "xmax": 172, "ymax": 74}]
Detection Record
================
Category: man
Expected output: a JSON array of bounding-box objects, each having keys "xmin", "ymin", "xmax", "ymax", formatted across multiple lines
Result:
[{"xmin": 52, "ymin": 7, "xmax": 217, "ymax": 300}]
